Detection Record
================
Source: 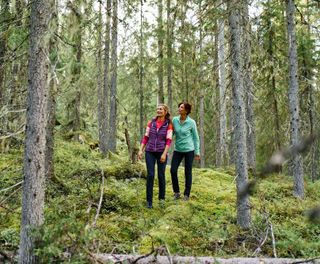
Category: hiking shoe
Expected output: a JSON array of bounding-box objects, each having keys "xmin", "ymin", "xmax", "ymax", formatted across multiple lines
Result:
[
  {"xmin": 146, "ymin": 201, "xmax": 152, "ymax": 209},
  {"xmin": 183, "ymin": 195, "xmax": 189, "ymax": 201},
  {"xmin": 174, "ymin": 193, "xmax": 181, "ymax": 200}
]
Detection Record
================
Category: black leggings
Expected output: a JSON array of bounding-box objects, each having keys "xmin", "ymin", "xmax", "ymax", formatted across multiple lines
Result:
[{"xmin": 170, "ymin": 150, "xmax": 194, "ymax": 197}]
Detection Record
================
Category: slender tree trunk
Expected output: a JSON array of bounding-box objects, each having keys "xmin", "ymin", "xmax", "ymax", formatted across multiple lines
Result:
[
  {"xmin": 139, "ymin": 0, "xmax": 144, "ymax": 139},
  {"xmin": 228, "ymin": 0, "xmax": 250, "ymax": 229},
  {"xmin": 301, "ymin": 3, "xmax": 317, "ymax": 181},
  {"xmin": 19, "ymin": 0, "xmax": 51, "ymax": 262},
  {"xmin": 45, "ymin": 0, "xmax": 58, "ymax": 180},
  {"xmin": 286, "ymin": 0, "xmax": 304, "ymax": 198},
  {"xmin": 69, "ymin": 2, "xmax": 82, "ymax": 139},
  {"xmin": 108, "ymin": 0, "xmax": 118, "ymax": 152},
  {"xmin": 157, "ymin": 0, "xmax": 164, "ymax": 104},
  {"xmin": 198, "ymin": 0, "xmax": 205, "ymax": 168},
  {"xmin": 166, "ymin": 0, "xmax": 173, "ymax": 112},
  {"xmin": 100, "ymin": 0, "xmax": 111, "ymax": 155},
  {"xmin": 216, "ymin": 2, "xmax": 228, "ymax": 167},
  {"xmin": 180, "ymin": 2, "xmax": 188, "ymax": 101},
  {"xmin": 97, "ymin": 1, "xmax": 107, "ymax": 156},
  {"xmin": 0, "ymin": 0, "xmax": 10, "ymax": 109},
  {"xmin": 267, "ymin": 11, "xmax": 282, "ymax": 151},
  {"xmin": 242, "ymin": 1, "xmax": 256, "ymax": 173}
]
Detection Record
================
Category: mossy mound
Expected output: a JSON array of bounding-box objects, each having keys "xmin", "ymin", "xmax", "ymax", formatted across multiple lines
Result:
[{"xmin": 1, "ymin": 136, "xmax": 320, "ymax": 263}]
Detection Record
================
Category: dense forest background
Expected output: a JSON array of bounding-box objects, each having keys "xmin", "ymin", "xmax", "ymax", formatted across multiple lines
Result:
[{"xmin": 0, "ymin": 0, "xmax": 320, "ymax": 263}]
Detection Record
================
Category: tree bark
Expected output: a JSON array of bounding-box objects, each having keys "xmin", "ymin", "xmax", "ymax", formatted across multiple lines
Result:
[
  {"xmin": 0, "ymin": 0, "xmax": 10, "ymax": 109},
  {"xmin": 108, "ymin": 0, "xmax": 118, "ymax": 152},
  {"xmin": 19, "ymin": 0, "xmax": 51, "ymax": 262},
  {"xmin": 198, "ymin": 0, "xmax": 205, "ymax": 168},
  {"xmin": 45, "ymin": 0, "xmax": 58, "ymax": 180},
  {"xmin": 228, "ymin": 0, "xmax": 250, "ymax": 229},
  {"xmin": 139, "ymin": 0, "xmax": 144, "ymax": 139},
  {"xmin": 100, "ymin": 0, "xmax": 112, "ymax": 155},
  {"xmin": 68, "ymin": 1, "xmax": 82, "ymax": 139},
  {"xmin": 166, "ymin": 0, "xmax": 173, "ymax": 112},
  {"xmin": 96, "ymin": 254, "xmax": 311, "ymax": 264},
  {"xmin": 216, "ymin": 1, "xmax": 228, "ymax": 167},
  {"xmin": 266, "ymin": 5, "xmax": 282, "ymax": 152},
  {"xmin": 286, "ymin": 0, "xmax": 304, "ymax": 198},
  {"xmin": 157, "ymin": 0, "xmax": 164, "ymax": 104},
  {"xmin": 242, "ymin": 1, "xmax": 256, "ymax": 173}
]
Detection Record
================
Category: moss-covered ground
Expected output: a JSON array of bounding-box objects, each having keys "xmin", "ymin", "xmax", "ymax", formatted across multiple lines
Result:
[{"xmin": 1, "ymin": 136, "xmax": 319, "ymax": 262}]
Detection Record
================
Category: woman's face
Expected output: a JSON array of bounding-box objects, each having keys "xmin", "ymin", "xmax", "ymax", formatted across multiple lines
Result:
[
  {"xmin": 178, "ymin": 104, "xmax": 187, "ymax": 115},
  {"xmin": 157, "ymin": 105, "xmax": 167, "ymax": 117}
]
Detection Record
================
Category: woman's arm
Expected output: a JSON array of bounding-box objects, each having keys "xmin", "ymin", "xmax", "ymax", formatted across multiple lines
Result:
[
  {"xmin": 191, "ymin": 120, "xmax": 200, "ymax": 159},
  {"xmin": 138, "ymin": 121, "xmax": 151, "ymax": 160}
]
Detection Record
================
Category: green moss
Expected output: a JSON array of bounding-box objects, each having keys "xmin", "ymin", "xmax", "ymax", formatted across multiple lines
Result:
[{"xmin": 1, "ymin": 136, "xmax": 320, "ymax": 261}]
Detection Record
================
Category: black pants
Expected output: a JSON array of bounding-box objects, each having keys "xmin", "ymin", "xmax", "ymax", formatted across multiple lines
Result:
[
  {"xmin": 170, "ymin": 150, "xmax": 194, "ymax": 197},
  {"xmin": 145, "ymin": 151, "xmax": 167, "ymax": 203}
]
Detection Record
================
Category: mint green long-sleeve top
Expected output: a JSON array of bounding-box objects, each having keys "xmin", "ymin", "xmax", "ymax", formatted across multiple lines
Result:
[{"xmin": 172, "ymin": 115, "xmax": 200, "ymax": 155}]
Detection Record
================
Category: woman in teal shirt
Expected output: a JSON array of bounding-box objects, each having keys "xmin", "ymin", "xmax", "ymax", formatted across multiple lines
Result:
[{"xmin": 170, "ymin": 102, "xmax": 200, "ymax": 201}]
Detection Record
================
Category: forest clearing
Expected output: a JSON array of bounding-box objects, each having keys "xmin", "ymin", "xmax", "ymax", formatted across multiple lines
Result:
[{"xmin": 0, "ymin": 0, "xmax": 319, "ymax": 263}]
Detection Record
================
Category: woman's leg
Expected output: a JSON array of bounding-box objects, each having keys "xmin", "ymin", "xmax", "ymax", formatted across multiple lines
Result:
[
  {"xmin": 156, "ymin": 152, "xmax": 167, "ymax": 200},
  {"xmin": 184, "ymin": 151, "xmax": 195, "ymax": 197},
  {"xmin": 170, "ymin": 151, "xmax": 184, "ymax": 194},
  {"xmin": 145, "ymin": 151, "xmax": 156, "ymax": 205}
]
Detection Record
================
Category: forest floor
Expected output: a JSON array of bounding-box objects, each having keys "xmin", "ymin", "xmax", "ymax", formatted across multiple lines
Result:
[{"xmin": 0, "ymin": 135, "xmax": 320, "ymax": 263}]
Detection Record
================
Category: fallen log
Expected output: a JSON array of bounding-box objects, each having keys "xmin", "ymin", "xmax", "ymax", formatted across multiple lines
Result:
[{"xmin": 94, "ymin": 254, "xmax": 319, "ymax": 264}]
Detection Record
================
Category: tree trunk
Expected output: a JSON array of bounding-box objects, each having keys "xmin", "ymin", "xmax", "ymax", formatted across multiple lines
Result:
[
  {"xmin": 216, "ymin": 2, "xmax": 228, "ymax": 167},
  {"xmin": 266, "ymin": 7, "xmax": 282, "ymax": 152},
  {"xmin": 228, "ymin": 0, "xmax": 250, "ymax": 229},
  {"xmin": 69, "ymin": 2, "xmax": 82, "ymax": 139},
  {"xmin": 100, "ymin": 0, "xmax": 112, "ymax": 155},
  {"xmin": 98, "ymin": 0, "xmax": 109, "ymax": 156},
  {"xmin": 180, "ymin": 2, "xmax": 188, "ymax": 101},
  {"xmin": 97, "ymin": 1, "xmax": 103, "ymax": 154},
  {"xmin": 242, "ymin": 1, "xmax": 256, "ymax": 173},
  {"xmin": 139, "ymin": 0, "xmax": 144, "ymax": 139},
  {"xmin": 157, "ymin": 0, "xmax": 164, "ymax": 104},
  {"xmin": 19, "ymin": 0, "xmax": 51, "ymax": 262},
  {"xmin": 166, "ymin": 0, "xmax": 173, "ymax": 112},
  {"xmin": 286, "ymin": 0, "xmax": 304, "ymax": 198},
  {"xmin": 198, "ymin": 0, "xmax": 205, "ymax": 168},
  {"xmin": 45, "ymin": 0, "xmax": 58, "ymax": 180},
  {"xmin": 108, "ymin": 0, "xmax": 118, "ymax": 152},
  {"xmin": 0, "ymin": 0, "xmax": 10, "ymax": 109}
]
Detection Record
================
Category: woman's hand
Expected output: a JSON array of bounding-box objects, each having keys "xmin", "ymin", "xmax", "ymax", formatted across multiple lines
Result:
[
  {"xmin": 138, "ymin": 150, "xmax": 143, "ymax": 160},
  {"xmin": 195, "ymin": 155, "xmax": 200, "ymax": 161},
  {"xmin": 160, "ymin": 153, "xmax": 167, "ymax": 163}
]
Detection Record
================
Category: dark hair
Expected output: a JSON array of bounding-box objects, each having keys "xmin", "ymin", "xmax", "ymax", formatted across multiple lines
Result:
[{"xmin": 178, "ymin": 101, "xmax": 192, "ymax": 115}]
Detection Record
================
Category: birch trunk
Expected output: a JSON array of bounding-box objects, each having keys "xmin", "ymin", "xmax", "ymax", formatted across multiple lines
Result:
[
  {"xmin": 19, "ymin": 0, "xmax": 51, "ymax": 262},
  {"xmin": 108, "ymin": 0, "xmax": 118, "ymax": 152},
  {"xmin": 286, "ymin": 0, "xmax": 304, "ymax": 198},
  {"xmin": 228, "ymin": 0, "xmax": 250, "ymax": 229}
]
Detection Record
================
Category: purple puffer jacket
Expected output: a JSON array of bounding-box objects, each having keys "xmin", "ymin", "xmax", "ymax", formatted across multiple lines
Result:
[{"xmin": 146, "ymin": 118, "xmax": 169, "ymax": 152}]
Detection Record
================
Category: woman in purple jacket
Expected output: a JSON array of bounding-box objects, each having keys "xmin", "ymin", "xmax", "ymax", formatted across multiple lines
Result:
[{"xmin": 138, "ymin": 104, "xmax": 173, "ymax": 209}]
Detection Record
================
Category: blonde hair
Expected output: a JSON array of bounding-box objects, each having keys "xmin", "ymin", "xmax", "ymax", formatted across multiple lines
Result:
[{"xmin": 158, "ymin": 103, "xmax": 171, "ymax": 120}]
